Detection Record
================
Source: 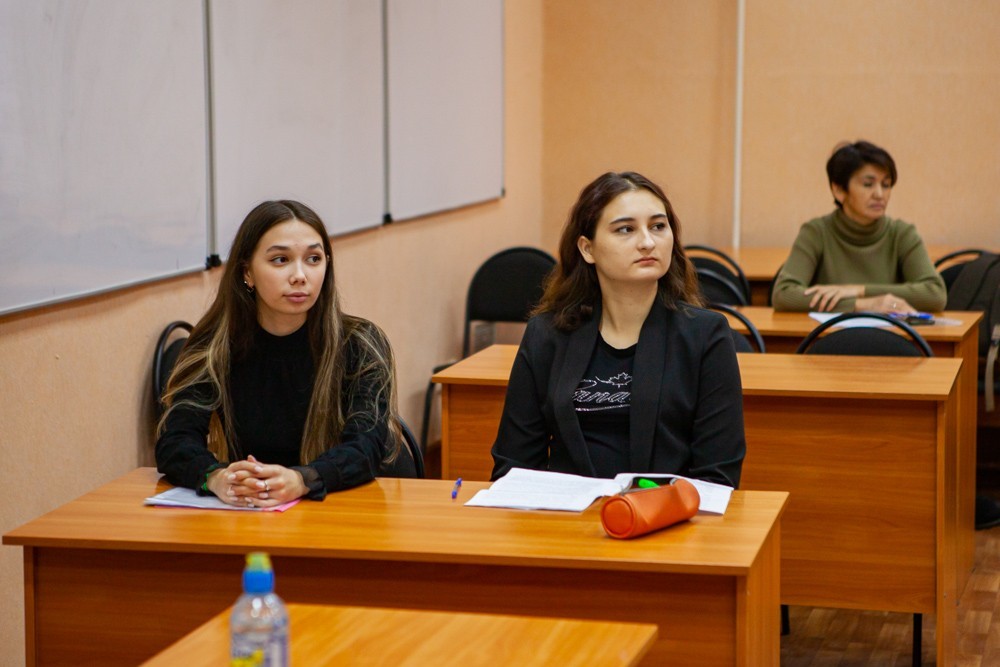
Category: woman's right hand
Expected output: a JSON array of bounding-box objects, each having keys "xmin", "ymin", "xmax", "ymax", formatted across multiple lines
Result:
[
  {"xmin": 854, "ymin": 293, "xmax": 914, "ymax": 314},
  {"xmin": 204, "ymin": 464, "xmax": 245, "ymax": 506},
  {"xmin": 803, "ymin": 284, "xmax": 865, "ymax": 312}
]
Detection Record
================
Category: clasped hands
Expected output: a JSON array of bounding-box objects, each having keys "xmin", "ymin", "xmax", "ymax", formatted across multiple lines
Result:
[
  {"xmin": 205, "ymin": 455, "xmax": 308, "ymax": 508},
  {"xmin": 804, "ymin": 284, "xmax": 913, "ymax": 314}
]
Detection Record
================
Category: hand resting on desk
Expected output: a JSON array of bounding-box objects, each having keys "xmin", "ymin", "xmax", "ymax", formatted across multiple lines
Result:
[{"xmin": 206, "ymin": 455, "xmax": 308, "ymax": 509}]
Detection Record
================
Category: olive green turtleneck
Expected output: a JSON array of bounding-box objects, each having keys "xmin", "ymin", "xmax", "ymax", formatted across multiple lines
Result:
[{"xmin": 772, "ymin": 209, "xmax": 946, "ymax": 312}]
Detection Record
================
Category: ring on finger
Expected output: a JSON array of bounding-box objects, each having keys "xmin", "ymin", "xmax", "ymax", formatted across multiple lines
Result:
[{"xmin": 264, "ymin": 481, "xmax": 269, "ymax": 493}]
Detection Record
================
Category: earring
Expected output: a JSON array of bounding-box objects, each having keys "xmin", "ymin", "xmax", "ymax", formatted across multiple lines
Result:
[{"xmin": 244, "ymin": 281, "xmax": 255, "ymax": 295}]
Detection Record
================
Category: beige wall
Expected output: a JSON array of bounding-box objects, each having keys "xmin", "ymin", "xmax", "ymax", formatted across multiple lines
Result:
[
  {"xmin": 0, "ymin": 3, "xmax": 543, "ymax": 663},
  {"xmin": 542, "ymin": 0, "xmax": 1000, "ymax": 252},
  {"xmin": 740, "ymin": 0, "xmax": 1000, "ymax": 248},
  {"xmin": 542, "ymin": 0, "xmax": 738, "ymax": 251},
  {"xmin": 4, "ymin": 2, "xmax": 1000, "ymax": 664}
]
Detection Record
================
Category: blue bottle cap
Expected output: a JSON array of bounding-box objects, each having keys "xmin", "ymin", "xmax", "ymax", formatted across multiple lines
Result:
[{"xmin": 242, "ymin": 552, "xmax": 274, "ymax": 594}]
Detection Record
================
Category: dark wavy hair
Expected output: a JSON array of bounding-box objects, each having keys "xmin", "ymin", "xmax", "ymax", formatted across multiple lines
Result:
[
  {"xmin": 826, "ymin": 141, "xmax": 897, "ymax": 208},
  {"xmin": 534, "ymin": 172, "xmax": 703, "ymax": 331}
]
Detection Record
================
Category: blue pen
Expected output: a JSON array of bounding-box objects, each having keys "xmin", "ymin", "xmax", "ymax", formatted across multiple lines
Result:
[{"xmin": 451, "ymin": 477, "xmax": 463, "ymax": 500}]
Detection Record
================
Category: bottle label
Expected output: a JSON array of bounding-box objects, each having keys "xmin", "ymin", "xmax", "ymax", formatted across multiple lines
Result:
[{"xmin": 231, "ymin": 636, "xmax": 288, "ymax": 667}]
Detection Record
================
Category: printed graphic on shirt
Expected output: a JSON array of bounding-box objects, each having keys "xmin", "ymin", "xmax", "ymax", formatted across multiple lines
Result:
[{"xmin": 574, "ymin": 372, "xmax": 632, "ymax": 412}]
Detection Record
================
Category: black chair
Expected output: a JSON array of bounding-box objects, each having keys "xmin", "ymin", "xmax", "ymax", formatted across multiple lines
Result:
[
  {"xmin": 934, "ymin": 248, "xmax": 988, "ymax": 292},
  {"xmin": 987, "ymin": 324, "xmax": 1000, "ymax": 413},
  {"xmin": 686, "ymin": 245, "xmax": 752, "ymax": 305},
  {"xmin": 794, "ymin": 310, "xmax": 931, "ymax": 664},
  {"xmin": 708, "ymin": 303, "xmax": 765, "ymax": 353},
  {"xmin": 795, "ymin": 312, "xmax": 933, "ymax": 357},
  {"xmin": 152, "ymin": 320, "xmax": 193, "ymax": 417},
  {"xmin": 460, "ymin": 247, "xmax": 557, "ymax": 357},
  {"xmin": 421, "ymin": 247, "xmax": 556, "ymax": 453},
  {"xmin": 379, "ymin": 418, "xmax": 425, "ymax": 479},
  {"xmin": 695, "ymin": 267, "xmax": 748, "ymax": 306},
  {"xmin": 766, "ymin": 262, "xmax": 784, "ymax": 307}
]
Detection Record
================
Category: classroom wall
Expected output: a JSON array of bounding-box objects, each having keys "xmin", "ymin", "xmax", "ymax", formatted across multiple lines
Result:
[
  {"xmin": 0, "ymin": 2, "xmax": 543, "ymax": 663},
  {"xmin": 739, "ymin": 0, "xmax": 1000, "ymax": 248},
  {"xmin": 541, "ymin": 0, "xmax": 738, "ymax": 250},
  {"xmin": 541, "ymin": 0, "xmax": 1000, "ymax": 252},
  {"xmin": 4, "ymin": 2, "xmax": 999, "ymax": 664}
]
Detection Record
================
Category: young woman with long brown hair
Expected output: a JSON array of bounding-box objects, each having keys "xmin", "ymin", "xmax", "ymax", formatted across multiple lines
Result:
[{"xmin": 156, "ymin": 200, "xmax": 402, "ymax": 507}]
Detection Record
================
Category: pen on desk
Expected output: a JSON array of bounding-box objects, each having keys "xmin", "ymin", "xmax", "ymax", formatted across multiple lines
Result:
[{"xmin": 451, "ymin": 477, "xmax": 463, "ymax": 500}]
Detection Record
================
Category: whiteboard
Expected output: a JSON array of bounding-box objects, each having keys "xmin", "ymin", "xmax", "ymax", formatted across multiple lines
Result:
[
  {"xmin": 0, "ymin": 0, "xmax": 208, "ymax": 315},
  {"xmin": 386, "ymin": 0, "xmax": 504, "ymax": 221},
  {"xmin": 210, "ymin": 0, "xmax": 385, "ymax": 256}
]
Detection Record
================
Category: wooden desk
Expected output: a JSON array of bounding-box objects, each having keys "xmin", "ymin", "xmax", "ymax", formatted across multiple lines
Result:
[
  {"xmin": 722, "ymin": 306, "xmax": 981, "ymax": 592},
  {"xmin": 432, "ymin": 345, "xmax": 962, "ymax": 664},
  {"xmin": 142, "ymin": 602, "xmax": 658, "ymax": 666},
  {"xmin": 711, "ymin": 245, "xmax": 985, "ymax": 305},
  {"xmin": 4, "ymin": 468, "xmax": 785, "ymax": 667}
]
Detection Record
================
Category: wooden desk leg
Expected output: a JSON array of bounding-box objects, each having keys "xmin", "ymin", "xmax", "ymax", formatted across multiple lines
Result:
[
  {"xmin": 954, "ymin": 335, "xmax": 977, "ymax": 593},
  {"xmin": 24, "ymin": 547, "xmax": 36, "ymax": 667},
  {"xmin": 936, "ymin": 396, "xmax": 959, "ymax": 665},
  {"xmin": 440, "ymin": 386, "xmax": 451, "ymax": 480},
  {"xmin": 737, "ymin": 523, "xmax": 781, "ymax": 666}
]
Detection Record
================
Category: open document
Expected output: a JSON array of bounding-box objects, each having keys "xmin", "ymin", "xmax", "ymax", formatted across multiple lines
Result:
[
  {"xmin": 144, "ymin": 486, "xmax": 300, "ymax": 512},
  {"xmin": 465, "ymin": 468, "xmax": 732, "ymax": 514}
]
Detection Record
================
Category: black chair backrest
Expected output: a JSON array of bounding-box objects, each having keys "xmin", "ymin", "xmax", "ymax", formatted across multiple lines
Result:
[
  {"xmin": 463, "ymin": 247, "xmax": 556, "ymax": 356},
  {"xmin": 795, "ymin": 313, "xmax": 933, "ymax": 357},
  {"xmin": 153, "ymin": 321, "xmax": 193, "ymax": 416},
  {"xmin": 709, "ymin": 303, "xmax": 766, "ymax": 353},
  {"xmin": 379, "ymin": 418, "xmax": 425, "ymax": 479},
  {"xmin": 767, "ymin": 262, "xmax": 784, "ymax": 307},
  {"xmin": 934, "ymin": 249, "xmax": 988, "ymax": 292},
  {"xmin": 696, "ymin": 268, "xmax": 748, "ymax": 306},
  {"xmin": 685, "ymin": 245, "xmax": 752, "ymax": 304}
]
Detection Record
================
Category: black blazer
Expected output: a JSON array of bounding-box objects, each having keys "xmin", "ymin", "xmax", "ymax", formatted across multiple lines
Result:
[{"xmin": 490, "ymin": 302, "xmax": 745, "ymax": 487}]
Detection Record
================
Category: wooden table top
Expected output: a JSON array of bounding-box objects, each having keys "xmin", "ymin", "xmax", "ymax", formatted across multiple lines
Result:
[
  {"xmin": 3, "ymin": 468, "xmax": 787, "ymax": 578},
  {"xmin": 433, "ymin": 345, "xmax": 961, "ymax": 401},
  {"xmin": 725, "ymin": 306, "xmax": 981, "ymax": 342},
  {"xmin": 141, "ymin": 602, "xmax": 658, "ymax": 667}
]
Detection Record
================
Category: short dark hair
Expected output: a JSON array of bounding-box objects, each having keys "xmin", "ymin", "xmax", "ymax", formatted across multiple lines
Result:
[
  {"xmin": 535, "ymin": 171, "xmax": 702, "ymax": 331},
  {"xmin": 826, "ymin": 141, "xmax": 897, "ymax": 208}
]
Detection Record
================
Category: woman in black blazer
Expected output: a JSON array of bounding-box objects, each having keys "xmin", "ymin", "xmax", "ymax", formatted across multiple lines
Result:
[{"xmin": 491, "ymin": 172, "xmax": 745, "ymax": 487}]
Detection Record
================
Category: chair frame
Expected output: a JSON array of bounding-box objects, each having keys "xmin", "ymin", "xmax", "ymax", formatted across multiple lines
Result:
[
  {"xmin": 795, "ymin": 312, "xmax": 933, "ymax": 357},
  {"xmin": 709, "ymin": 303, "xmax": 766, "ymax": 353},
  {"xmin": 461, "ymin": 246, "xmax": 556, "ymax": 357},
  {"xmin": 696, "ymin": 267, "xmax": 749, "ymax": 306},
  {"xmin": 152, "ymin": 320, "xmax": 193, "ymax": 414},
  {"xmin": 685, "ymin": 244, "xmax": 752, "ymax": 304},
  {"xmin": 933, "ymin": 248, "xmax": 988, "ymax": 269},
  {"xmin": 424, "ymin": 247, "xmax": 556, "ymax": 453}
]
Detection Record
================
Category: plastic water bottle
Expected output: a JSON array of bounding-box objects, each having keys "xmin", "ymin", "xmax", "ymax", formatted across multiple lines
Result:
[{"xmin": 230, "ymin": 552, "xmax": 289, "ymax": 667}]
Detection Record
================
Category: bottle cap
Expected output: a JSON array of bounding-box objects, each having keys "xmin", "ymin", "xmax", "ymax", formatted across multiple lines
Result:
[{"xmin": 242, "ymin": 552, "xmax": 274, "ymax": 594}]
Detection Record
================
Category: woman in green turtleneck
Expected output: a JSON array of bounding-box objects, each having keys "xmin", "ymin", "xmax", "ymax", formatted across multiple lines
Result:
[{"xmin": 771, "ymin": 141, "xmax": 946, "ymax": 313}]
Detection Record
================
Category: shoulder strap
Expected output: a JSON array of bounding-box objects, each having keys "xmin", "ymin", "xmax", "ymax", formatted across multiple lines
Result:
[{"xmin": 947, "ymin": 253, "xmax": 1000, "ymax": 310}]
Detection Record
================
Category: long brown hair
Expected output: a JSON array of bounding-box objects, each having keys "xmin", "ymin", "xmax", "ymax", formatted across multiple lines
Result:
[
  {"xmin": 535, "ymin": 171, "xmax": 702, "ymax": 331},
  {"xmin": 158, "ymin": 200, "xmax": 401, "ymax": 465}
]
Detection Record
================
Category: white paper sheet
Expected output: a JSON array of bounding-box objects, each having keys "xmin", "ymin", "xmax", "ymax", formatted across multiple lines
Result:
[
  {"xmin": 464, "ymin": 468, "xmax": 733, "ymax": 514},
  {"xmin": 144, "ymin": 486, "xmax": 300, "ymax": 512}
]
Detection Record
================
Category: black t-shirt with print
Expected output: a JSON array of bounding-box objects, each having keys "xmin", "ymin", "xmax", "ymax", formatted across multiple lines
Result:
[{"xmin": 573, "ymin": 335, "xmax": 634, "ymax": 477}]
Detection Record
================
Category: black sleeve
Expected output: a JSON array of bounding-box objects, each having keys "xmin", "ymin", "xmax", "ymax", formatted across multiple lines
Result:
[
  {"xmin": 301, "ymin": 332, "xmax": 390, "ymax": 499},
  {"xmin": 687, "ymin": 314, "xmax": 747, "ymax": 487},
  {"xmin": 490, "ymin": 318, "xmax": 552, "ymax": 480},
  {"xmin": 155, "ymin": 383, "xmax": 222, "ymax": 491}
]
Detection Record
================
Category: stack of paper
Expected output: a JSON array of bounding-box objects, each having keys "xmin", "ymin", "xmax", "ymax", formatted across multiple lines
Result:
[
  {"xmin": 464, "ymin": 468, "xmax": 732, "ymax": 514},
  {"xmin": 144, "ymin": 486, "xmax": 300, "ymax": 512}
]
